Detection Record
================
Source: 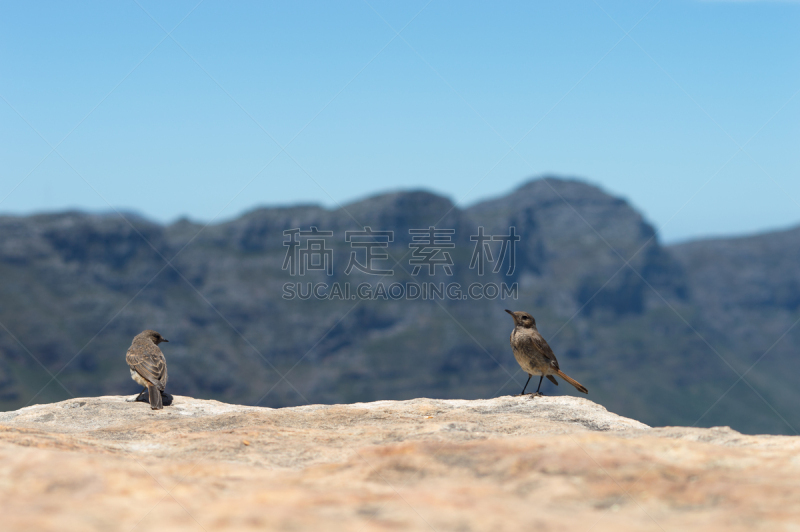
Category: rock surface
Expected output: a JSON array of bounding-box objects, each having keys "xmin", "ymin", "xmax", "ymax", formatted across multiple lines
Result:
[{"xmin": 1, "ymin": 395, "xmax": 798, "ymax": 531}]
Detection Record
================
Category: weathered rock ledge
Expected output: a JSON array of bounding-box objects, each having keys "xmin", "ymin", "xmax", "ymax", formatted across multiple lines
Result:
[{"xmin": 0, "ymin": 395, "xmax": 798, "ymax": 531}]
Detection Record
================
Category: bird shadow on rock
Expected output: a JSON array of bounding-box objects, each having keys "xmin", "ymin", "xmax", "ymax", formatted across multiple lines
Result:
[{"xmin": 131, "ymin": 388, "xmax": 174, "ymax": 406}]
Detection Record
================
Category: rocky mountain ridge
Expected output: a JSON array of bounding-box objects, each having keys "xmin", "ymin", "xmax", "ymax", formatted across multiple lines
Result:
[{"xmin": 0, "ymin": 176, "xmax": 798, "ymax": 435}]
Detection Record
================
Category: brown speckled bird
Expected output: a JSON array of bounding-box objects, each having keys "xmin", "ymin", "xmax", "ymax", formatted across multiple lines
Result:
[
  {"xmin": 505, "ymin": 309, "xmax": 588, "ymax": 396},
  {"xmin": 125, "ymin": 330, "xmax": 170, "ymax": 410}
]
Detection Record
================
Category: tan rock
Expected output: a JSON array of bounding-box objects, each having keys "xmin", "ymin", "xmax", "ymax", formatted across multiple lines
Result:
[{"xmin": 0, "ymin": 395, "xmax": 797, "ymax": 531}]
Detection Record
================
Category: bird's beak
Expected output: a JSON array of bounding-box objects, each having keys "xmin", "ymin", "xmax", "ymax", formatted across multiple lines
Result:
[
  {"xmin": 162, "ymin": 339, "xmax": 169, "ymax": 343},
  {"xmin": 504, "ymin": 309, "xmax": 515, "ymax": 316}
]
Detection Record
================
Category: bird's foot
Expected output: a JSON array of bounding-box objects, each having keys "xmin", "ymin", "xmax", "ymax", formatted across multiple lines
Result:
[{"xmin": 521, "ymin": 392, "xmax": 545, "ymax": 398}]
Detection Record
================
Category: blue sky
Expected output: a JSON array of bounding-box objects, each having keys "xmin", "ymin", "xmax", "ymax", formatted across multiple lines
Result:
[{"xmin": 1, "ymin": 0, "xmax": 798, "ymax": 242}]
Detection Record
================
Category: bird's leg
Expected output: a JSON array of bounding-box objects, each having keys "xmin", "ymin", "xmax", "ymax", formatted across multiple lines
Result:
[
  {"xmin": 533, "ymin": 375, "xmax": 544, "ymax": 396},
  {"xmin": 126, "ymin": 387, "xmax": 149, "ymax": 403},
  {"xmin": 518, "ymin": 374, "xmax": 532, "ymax": 396},
  {"xmin": 135, "ymin": 387, "xmax": 150, "ymax": 403}
]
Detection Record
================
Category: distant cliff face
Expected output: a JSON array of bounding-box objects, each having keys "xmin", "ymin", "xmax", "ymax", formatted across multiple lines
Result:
[{"xmin": 0, "ymin": 176, "xmax": 797, "ymax": 435}]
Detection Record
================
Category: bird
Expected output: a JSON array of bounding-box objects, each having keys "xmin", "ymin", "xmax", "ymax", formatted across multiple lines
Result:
[
  {"xmin": 125, "ymin": 330, "xmax": 171, "ymax": 410},
  {"xmin": 504, "ymin": 309, "xmax": 588, "ymax": 396}
]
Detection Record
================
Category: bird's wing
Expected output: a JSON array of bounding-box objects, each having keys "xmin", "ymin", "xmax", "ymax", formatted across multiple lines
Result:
[
  {"xmin": 529, "ymin": 333, "xmax": 560, "ymax": 369},
  {"xmin": 126, "ymin": 342, "xmax": 167, "ymax": 391}
]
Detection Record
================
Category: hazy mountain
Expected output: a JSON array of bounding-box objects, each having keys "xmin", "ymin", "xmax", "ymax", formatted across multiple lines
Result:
[{"xmin": 0, "ymin": 176, "xmax": 797, "ymax": 435}]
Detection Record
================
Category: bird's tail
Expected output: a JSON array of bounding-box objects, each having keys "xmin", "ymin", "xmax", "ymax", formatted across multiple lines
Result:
[
  {"xmin": 148, "ymin": 385, "xmax": 163, "ymax": 410},
  {"xmin": 556, "ymin": 370, "xmax": 588, "ymax": 394}
]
